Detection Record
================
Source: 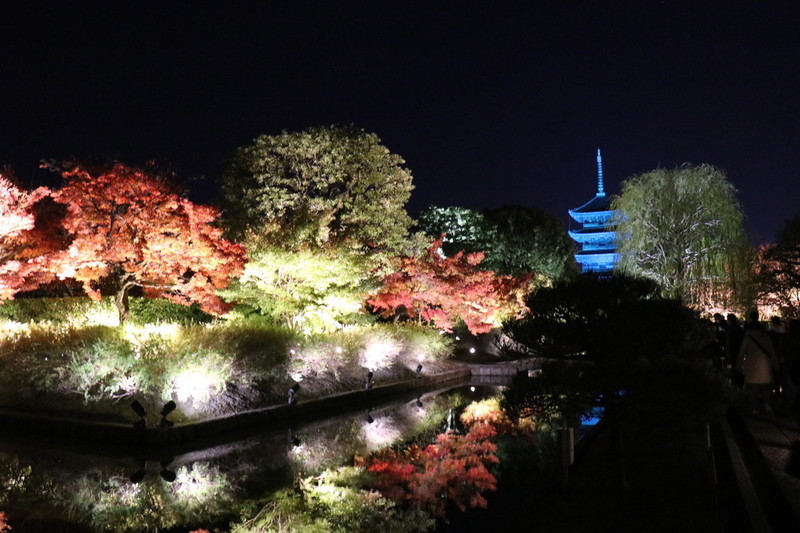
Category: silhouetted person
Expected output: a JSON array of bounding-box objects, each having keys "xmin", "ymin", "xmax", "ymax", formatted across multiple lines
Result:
[
  {"xmin": 712, "ymin": 313, "xmax": 728, "ymax": 369},
  {"xmin": 726, "ymin": 313, "xmax": 745, "ymax": 386},
  {"xmin": 785, "ymin": 319, "xmax": 800, "ymax": 412},
  {"xmin": 736, "ymin": 311, "xmax": 780, "ymax": 413},
  {"xmin": 769, "ymin": 316, "xmax": 790, "ymax": 404}
]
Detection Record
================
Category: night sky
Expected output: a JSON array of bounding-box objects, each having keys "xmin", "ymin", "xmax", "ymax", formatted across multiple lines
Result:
[{"xmin": 2, "ymin": 1, "xmax": 799, "ymax": 244}]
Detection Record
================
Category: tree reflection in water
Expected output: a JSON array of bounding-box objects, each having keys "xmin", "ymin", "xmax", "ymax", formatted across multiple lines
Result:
[{"xmin": 0, "ymin": 387, "xmax": 490, "ymax": 532}]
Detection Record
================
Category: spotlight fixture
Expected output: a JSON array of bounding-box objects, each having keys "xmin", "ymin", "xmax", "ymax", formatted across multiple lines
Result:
[
  {"xmin": 131, "ymin": 400, "xmax": 147, "ymax": 429},
  {"xmin": 415, "ymin": 364, "xmax": 423, "ymax": 377},
  {"xmin": 365, "ymin": 409, "xmax": 374, "ymax": 424},
  {"xmin": 288, "ymin": 382, "xmax": 301, "ymax": 405},
  {"xmin": 160, "ymin": 401, "xmax": 176, "ymax": 428},
  {"xmin": 364, "ymin": 371, "xmax": 374, "ymax": 390}
]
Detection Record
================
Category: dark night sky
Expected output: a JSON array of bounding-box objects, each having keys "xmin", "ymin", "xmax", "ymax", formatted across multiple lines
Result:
[{"xmin": 2, "ymin": 1, "xmax": 799, "ymax": 244}]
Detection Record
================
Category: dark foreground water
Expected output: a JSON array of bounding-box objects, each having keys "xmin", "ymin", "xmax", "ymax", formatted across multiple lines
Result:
[{"xmin": 1, "ymin": 384, "xmax": 518, "ymax": 532}]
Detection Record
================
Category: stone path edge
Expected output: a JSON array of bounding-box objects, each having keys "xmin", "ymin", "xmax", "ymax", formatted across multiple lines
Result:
[{"xmin": 0, "ymin": 367, "xmax": 472, "ymax": 450}]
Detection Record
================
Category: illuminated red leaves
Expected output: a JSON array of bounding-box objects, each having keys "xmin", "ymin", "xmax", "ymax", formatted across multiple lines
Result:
[
  {"xmin": 47, "ymin": 163, "xmax": 245, "ymax": 319},
  {"xmin": 365, "ymin": 410, "xmax": 501, "ymax": 519},
  {"xmin": 368, "ymin": 237, "xmax": 529, "ymax": 334},
  {"xmin": 0, "ymin": 172, "xmax": 54, "ymax": 299}
]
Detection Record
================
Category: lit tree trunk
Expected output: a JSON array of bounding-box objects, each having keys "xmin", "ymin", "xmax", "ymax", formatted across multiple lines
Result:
[{"xmin": 115, "ymin": 274, "xmax": 136, "ymax": 324}]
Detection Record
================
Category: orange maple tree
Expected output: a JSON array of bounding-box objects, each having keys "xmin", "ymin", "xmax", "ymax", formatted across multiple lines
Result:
[
  {"xmin": 367, "ymin": 237, "xmax": 530, "ymax": 334},
  {"xmin": 46, "ymin": 163, "xmax": 245, "ymax": 322},
  {"xmin": 0, "ymin": 171, "xmax": 55, "ymax": 299},
  {"xmin": 363, "ymin": 401, "xmax": 506, "ymax": 519}
]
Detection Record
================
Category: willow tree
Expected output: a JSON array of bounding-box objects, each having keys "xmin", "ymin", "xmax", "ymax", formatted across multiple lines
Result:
[{"xmin": 612, "ymin": 164, "xmax": 749, "ymax": 309}]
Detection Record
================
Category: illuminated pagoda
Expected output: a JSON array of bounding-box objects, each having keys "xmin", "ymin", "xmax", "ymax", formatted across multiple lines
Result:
[{"xmin": 568, "ymin": 149, "xmax": 619, "ymax": 273}]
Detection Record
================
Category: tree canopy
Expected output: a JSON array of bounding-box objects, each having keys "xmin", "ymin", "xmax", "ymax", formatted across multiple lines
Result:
[
  {"xmin": 46, "ymin": 163, "xmax": 245, "ymax": 322},
  {"xmin": 612, "ymin": 164, "xmax": 748, "ymax": 308},
  {"xmin": 0, "ymin": 172, "xmax": 55, "ymax": 298},
  {"xmin": 221, "ymin": 125, "xmax": 415, "ymax": 253},
  {"xmin": 754, "ymin": 215, "xmax": 800, "ymax": 318},
  {"xmin": 416, "ymin": 205, "xmax": 576, "ymax": 281},
  {"xmin": 220, "ymin": 243, "xmax": 376, "ymax": 333},
  {"xmin": 367, "ymin": 237, "xmax": 530, "ymax": 334}
]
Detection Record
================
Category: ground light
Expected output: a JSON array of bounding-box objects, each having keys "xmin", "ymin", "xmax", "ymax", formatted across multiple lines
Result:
[
  {"xmin": 364, "ymin": 371, "xmax": 374, "ymax": 389},
  {"xmin": 415, "ymin": 364, "xmax": 423, "ymax": 377},
  {"xmin": 288, "ymin": 382, "xmax": 301, "ymax": 404}
]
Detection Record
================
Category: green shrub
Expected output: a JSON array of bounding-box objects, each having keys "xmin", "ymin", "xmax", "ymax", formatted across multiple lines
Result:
[
  {"xmin": 0, "ymin": 297, "xmax": 116, "ymax": 324},
  {"xmin": 0, "ymin": 296, "xmax": 214, "ymax": 325},
  {"xmin": 128, "ymin": 298, "xmax": 213, "ymax": 325},
  {"xmin": 234, "ymin": 467, "xmax": 435, "ymax": 533}
]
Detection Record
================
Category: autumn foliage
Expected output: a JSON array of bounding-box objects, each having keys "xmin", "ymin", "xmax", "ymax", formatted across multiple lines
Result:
[
  {"xmin": 0, "ymin": 172, "xmax": 54, "ymax": 298},
  {"xmin": 362, "ymin": 399, "xmax": 514, "ymax": 519},
  {"xmin": 368, "ymin": 237, "xmax": 530, "ymax": 334},
  {"xmin": 44, "ymin": 163, "xmax": 245, "ymax": 322}
]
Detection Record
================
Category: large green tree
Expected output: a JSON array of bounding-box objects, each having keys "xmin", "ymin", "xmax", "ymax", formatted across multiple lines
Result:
[
  {"xmin": 612, "ymin": 164, "xmax": 748, "ymax": 308},
  {"xmin": 416, "ymin": 205, "xmax": 576, "ymax": 281},
  {"xmin": 221, "ymin": 125, "xmax": 415, "ymax": 253}
]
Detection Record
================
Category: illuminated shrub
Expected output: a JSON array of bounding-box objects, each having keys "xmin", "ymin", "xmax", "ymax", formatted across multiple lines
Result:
[
  {"xmin": 63, "ymin": 463, "xmax": 235, "ymax": 533},
  {"xmin": 162, "ymin": 349, "xmax": 235, "ymax": 411},
  {"xmin": 0, "ymin": 296, "xmax": 117, "ymax": 325},
  {"xmin": 0, "ymin": 298, "xmax": 455, "ymax": 419},
  {"xmin": 55, "ymin": 338, "xmax": 142, "ymax": 402},
  {"xmin": 233, "ymin": 468, "xmax": 435, "ymax": 533}
]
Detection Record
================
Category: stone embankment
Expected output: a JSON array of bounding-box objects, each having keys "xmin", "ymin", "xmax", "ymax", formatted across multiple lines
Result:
[{"xmin": 0, "ymin": 365, "xmax": 473, "ymax": 452}]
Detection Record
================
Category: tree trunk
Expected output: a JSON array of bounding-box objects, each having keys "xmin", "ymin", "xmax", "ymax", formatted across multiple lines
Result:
[
  {"xmin": 115, "ymin": 273, "xmax": 139, "ymax": 325},
  {"xmin": 115, "ymin": 287, "xmax": 130, "ymax": 325}
]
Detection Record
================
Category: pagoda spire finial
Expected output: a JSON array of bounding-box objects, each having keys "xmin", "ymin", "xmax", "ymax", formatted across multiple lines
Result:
[{"xmin": 596, "ymin": 147, "xmax": 605, "ymax": 196}]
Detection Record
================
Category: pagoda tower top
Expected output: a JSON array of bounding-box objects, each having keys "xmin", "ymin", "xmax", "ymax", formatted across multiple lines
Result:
[{"xmin": 596, "ymin": 148, "xmax": 605, "ymax": 196}]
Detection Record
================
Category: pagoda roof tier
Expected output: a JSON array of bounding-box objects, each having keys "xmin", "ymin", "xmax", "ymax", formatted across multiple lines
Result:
[
  {"xmin": 569, "ymin": 228, "xmax": 615, "ymax": 243},
  {"xmin": 569, "ymin": 193, "xmax": 611, "ymax": 214}
]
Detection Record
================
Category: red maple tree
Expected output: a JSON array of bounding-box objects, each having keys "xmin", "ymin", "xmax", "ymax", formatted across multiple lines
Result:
[
  {"xmin": 0, "ymin": 172, "xmax": 54, "ymax": 299},
  {"xmin": 364, "ymin": 409, "xmax": 501, "ymax": 518},
  {"xmin": 367, "ymin": 237, "xmax": 530, "ymax": 334},
  {"xmin": 46, "ymin": 163, "xmax": 245, "ymax": 322}
]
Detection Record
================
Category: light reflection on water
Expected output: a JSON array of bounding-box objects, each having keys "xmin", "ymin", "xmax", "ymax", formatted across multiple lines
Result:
[{"xmin": 0, "ymin": 384, "xmax": 506, "ymax": 532}]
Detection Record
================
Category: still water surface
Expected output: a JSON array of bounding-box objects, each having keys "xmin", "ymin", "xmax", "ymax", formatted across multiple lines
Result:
[{"xmin": 1, "ymin": 384, "xmax": 511, "ymax": 532}]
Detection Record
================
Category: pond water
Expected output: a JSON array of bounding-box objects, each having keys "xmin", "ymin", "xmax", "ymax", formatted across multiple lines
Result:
[
  {"xmin": 0, "ymin": 384, "xmax": 499, "ymax": 532},
  {"xmin": 0, "ymin": 382, "xmax": 601, "ymax": 532}
]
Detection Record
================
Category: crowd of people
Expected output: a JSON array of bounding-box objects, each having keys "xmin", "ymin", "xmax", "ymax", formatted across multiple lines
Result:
[{"xmin": 712, "ymin": 311, "xmax": 800, "ymax": 414}]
